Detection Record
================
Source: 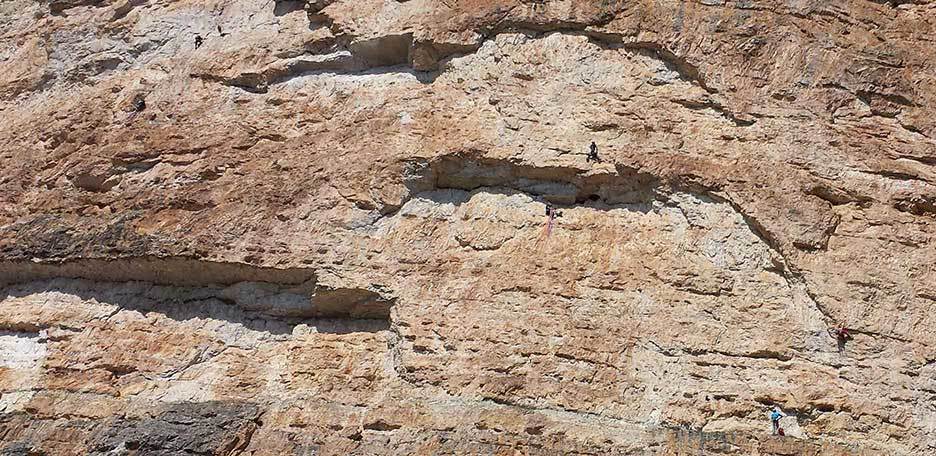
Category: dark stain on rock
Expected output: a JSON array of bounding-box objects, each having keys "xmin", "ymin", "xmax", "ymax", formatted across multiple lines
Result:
[{"xmin": 88, "ymin": 401, "xmax": 262, "ymax": 456}]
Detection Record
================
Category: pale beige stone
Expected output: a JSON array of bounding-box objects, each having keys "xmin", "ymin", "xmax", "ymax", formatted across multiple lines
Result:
[{"xmin": 0, "ymin": 0, "xmax": 934, "ymax": 454}]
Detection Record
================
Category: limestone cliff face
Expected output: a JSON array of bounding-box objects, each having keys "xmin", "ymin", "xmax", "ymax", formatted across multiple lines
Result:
[{"xmin": 1, "ymin": 0, "xmax": 935, "ymax": 454}]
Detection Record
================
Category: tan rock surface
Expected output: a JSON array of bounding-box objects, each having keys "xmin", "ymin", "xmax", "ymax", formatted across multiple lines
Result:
[{"xmin": 1, "ymin": 0, "xmax": 935, "ymax": 454}]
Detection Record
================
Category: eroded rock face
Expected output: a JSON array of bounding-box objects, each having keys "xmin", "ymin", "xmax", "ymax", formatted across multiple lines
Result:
[{"xmin": 0, "ymin": 0, "xmax": 934, "ymax": 454}]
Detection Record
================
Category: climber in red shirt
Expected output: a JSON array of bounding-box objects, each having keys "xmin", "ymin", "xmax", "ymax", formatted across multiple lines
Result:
[{"xmin": 830, "ymin": 325, "xmax": 851, "ymax": 342}]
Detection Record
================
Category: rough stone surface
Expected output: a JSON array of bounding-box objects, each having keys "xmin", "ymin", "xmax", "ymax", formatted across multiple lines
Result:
[{"xmin": 1, "ymin": 0, "xmax": 935, "ymax": 454}]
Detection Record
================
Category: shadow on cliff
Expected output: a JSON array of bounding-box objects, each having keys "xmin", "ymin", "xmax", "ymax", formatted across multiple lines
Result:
[
  {"xmin": 376, "ymin": 152, "xmax": 666, "ymax": 216},
  {"xmin": 402, "ymin": 185, "xmax": 659, "ymax": 217},
  {"xmin": 0, "ymin": 277, "xmax": 391, "ymax": 335}
]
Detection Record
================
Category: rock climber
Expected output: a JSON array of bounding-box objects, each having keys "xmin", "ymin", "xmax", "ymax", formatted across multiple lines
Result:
[
  {"xmin": 545, "ymin": 203, "xmax": 563, "ymax": 218},
  {"xmin": 834, "ymin": 325, "xmax": 852, "ymax": 342},
  {"xmin": 126, "ymin": 96, "xmax": 146, "ymax": 122},
  {"xmin": 543, "ymin": 203, "xmax": 563, "ymax": 237},
  {"xmin": 586, "ymin": 141, "xmax": 601, "ymax": 163},
  {"xmin": 194, "ymin": 34, "xmax": 203, "ymax": 49},
  {"xmin": 770, "ymin": 406, "xmax": 785, "ymax": 435},
  {"xmin": 523, "ymin": 0, "xmax": 546, "ymax": 11},
  {"xmin": 828, "ymin": 324, "xmax": 852, "ymax": 353},
  {"xmin": 217, "ymin": 25, "xmax": 228, "ymax": 37}
]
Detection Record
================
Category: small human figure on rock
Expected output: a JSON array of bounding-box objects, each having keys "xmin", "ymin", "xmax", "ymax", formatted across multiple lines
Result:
[
  {"xmin": 829, "ymin": 324, "xmax": 852, "ymax": 353},
  {"xmin": 544, "ymin": 203, "xmax": 563, "ymax": 237},
  {"xmin": 126, "ymin": 96, "xmax": 147, "ymax": 122},
  {"xmin": 770, "ymin": 406, "xmax": 786, "ymax": 435},
  {"xmin": 834, "ymin": 326, "xmax": 851, "ymax": 342},
  {"xmin": 194, "ymin": 34, "xmax": 203, "ymax": 49},
  {"xmin": 545, "ymin": 203, "xmax": 563, "ymax": 219},
  {"xmin": 524, "ymin": 0, "xmax": 547, "ymax": 14},
  {"xmin": 586, "ymin": 141, "xmax": 601, "ymax": 163}
]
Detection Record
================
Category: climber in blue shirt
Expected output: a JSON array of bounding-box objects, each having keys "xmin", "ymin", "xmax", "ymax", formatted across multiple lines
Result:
[{"xmin": 770, "ymin": 406, "xmax": 785, "ymax": 435}]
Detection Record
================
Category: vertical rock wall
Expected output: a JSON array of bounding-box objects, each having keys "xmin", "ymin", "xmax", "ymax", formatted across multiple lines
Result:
[{"xmin": 0, "ymin": 0, "xmax": 934, "ymax": 454}]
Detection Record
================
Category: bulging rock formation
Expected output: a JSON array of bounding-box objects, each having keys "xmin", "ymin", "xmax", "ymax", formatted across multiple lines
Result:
[{"xmin": 1, "ymin": 0, "xmax": 934, "ymax": 454}]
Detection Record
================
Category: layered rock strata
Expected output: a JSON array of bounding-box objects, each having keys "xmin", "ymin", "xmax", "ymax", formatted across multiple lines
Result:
[{"xmin": 1, "ymin": 0, "xmax": 935, "ymax": 454}]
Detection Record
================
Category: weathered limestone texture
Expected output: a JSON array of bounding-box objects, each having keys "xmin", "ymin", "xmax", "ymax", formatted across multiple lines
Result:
[{"xmin": 0, "ymin": 0, "xmax": 934, "ymax": 454}]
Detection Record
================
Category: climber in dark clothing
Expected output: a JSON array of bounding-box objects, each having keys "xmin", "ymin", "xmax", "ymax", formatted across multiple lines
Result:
[
  {"xmin": 194, "ymin": 34, "xmax": 203, "ymax": 49},
  {"xmin": 586, "ymin": 141, "xmax": 601, "ymax": 163},
  {"xmin": 133, "ymin": 97, "xmax": 146, "ymax": 112},
  {"xmin": 545, "ymin": 204, "xmax": 563, "ymax": 218},
  {"xmin": 544, "ymin": 203, "xmax": 563, "ymax": 237}
]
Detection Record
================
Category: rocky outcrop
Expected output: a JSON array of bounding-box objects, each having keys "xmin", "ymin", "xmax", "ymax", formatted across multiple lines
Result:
[
  {"xmin": 1, "ymin": 0, "xmax": 935, "ymax": 454},
  {"xmin": 88, "ymin": 401, "xmax": 262, "ymax": 455}
]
